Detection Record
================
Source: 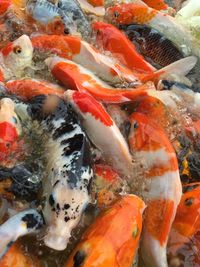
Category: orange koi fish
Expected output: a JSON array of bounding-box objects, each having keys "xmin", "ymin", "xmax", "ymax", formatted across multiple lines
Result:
[
  {"xmin": 65, "ymin": 90, "xmax": 134, "ymax": 178},
  {"xmin": 31, "ymin": 34, "xmax": 143, "ymax": 84},
  {"xmin": 106, "ymin": 3, "xmax": 196, "ymax": 57},
  {"xmin": 173, "ymin": 183, "xmax": 200, "ymax": 239},
  {"xmin": 143, "ymin": 0, "xmax": 168, "ymax": 10},
  {"xmin": 46, "ymin": 56, "xmax": 155, "ymax": 103},
  {"xmin": 92, "ymin": 21, "xmax": 155, "ymax": 73},
  {"xmin": 128, "ymin": 112, "xmax": 182, "ymax": 267},
  {"xmin": 65, "ymin": 195, "xmax": 145, "ymax": 267},
  {"xmin": 5, "ymin": 79, "xmax": 65, "ymax": 100},
  {"xmin": 168, "ymin": 183, "xmax": 200, "ymax": 260},
  {"xmin": 0, "ymin": 98, "xmax": 22, "ymax": 168}
]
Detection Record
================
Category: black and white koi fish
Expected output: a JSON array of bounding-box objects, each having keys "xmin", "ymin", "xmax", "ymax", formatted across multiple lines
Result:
[{"xmin": 28, "ymin": 95, "xmax": 93, "ymax": 251}]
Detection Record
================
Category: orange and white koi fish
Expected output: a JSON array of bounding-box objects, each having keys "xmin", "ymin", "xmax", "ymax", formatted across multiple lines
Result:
[
  {"xmin": 5, "ymin": 78, "xmax": 65, "ymax": 100},
  {"xmin": 65, "ymin": 195, "xmax": 145, "ymax": 267},
  {"xmin": 65, "ymin": 90, "xmax": 133, "ymax": 178},
  {"xmin": 31, "ymin": 34, "xmax": 144, "ymax": 85},
  {"xmin": 0, "ymin": 35, "xmax": 33, "ymax": 81},
  {"xmin": 46, "ymin": 56, "xmax": 155, "ymax": 103},
  {"xmin": 92, "ymin": 22, "xmax": 197, "ymax": 82},
  {"xmin": 92, "ymin": 21, "xmax": 155, "ymax": 73},
  {"xmin": 128, "ymin": 112, "xmax": 182, "ymax": 267},
  {"xmin": 0, "ymin": 98, "xmax": 22, "ymax": 168},
  {"xmin": 106, "ymin": 3, "xmax": 197, "ymax": 57}
]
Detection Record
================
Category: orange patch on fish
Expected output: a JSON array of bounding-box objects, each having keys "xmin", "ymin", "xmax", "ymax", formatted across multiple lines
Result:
[
  {"xmin": 6, "ymin": 79, "xmax": 65, "ymax": 100},
  {"xmin": 143, "ymin": 0, "xmax": 168, "ymax": 10},
  {"xmin": 72, "ymin": 91, "xmax": 113, "ymax": 126},
  {"xmin": 107, "ymin": 4, "xmax": 158, "ymax": 25},
  {"xmin": 87, "ymin": 0, "xmax": 104, "ymax": 7},
  {"xmin": 0, "ymin": 0, "xmax": 11, "ymax": 16},
  {"xmin": 145, "ymin": 199, "xmax": 174, "ymax": 245},
  {"xmin": 1, "ymin": 42, "xmax": 13, "ymax": 57},
  {"xmin": 31, "ymin": 35, "xmax": 81, "ymax": 59}
]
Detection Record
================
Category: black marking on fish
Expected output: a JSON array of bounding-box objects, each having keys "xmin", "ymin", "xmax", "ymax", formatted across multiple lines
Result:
[
  {"xmin": 49, "ymin": 194, "xmax": 55, "ymax": 207},
  {"xmin": 62, "ymin": 134, "xmax": 84, "ymax": 156},
  {"xmin": 73, "ymin": 250, "xmax": 86, "ymax": 267},
  {"xmin": 120, "ymin": 24, "xmax": 183, "ymax": 68},
  {"xmin": 21, "ymin": 212, "xmax": 44, "ymax": 230}
]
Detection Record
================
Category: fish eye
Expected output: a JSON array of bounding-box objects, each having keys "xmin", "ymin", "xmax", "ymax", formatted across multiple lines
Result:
[
  {"xmin": 12, "ymin": 116, "xmax": 18, "ymax": 124},
  {"xmin": 184, "ymin": 197, "xmax": 194, "ymax": 206},
  {"xmin": 114, "ymin": 11, "xmax": 119, "ymax": 18},
  {"xmin": 13, "ymin": 45, "xmax": 22, "ymax": 54},
  {"xmin": 133, "ymin": 121, "xmax": 139, "ymax": 129}
]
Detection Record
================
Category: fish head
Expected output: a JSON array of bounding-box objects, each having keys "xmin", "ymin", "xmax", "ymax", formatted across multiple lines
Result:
[
  {"xmin": 0, "ymin": 98, "xmax": 22, "ymax": 162},
  {"xmin": 173, "ymin": 183, "xmax": 200, "ymax": 237},
  {"xmin": 129, "ymin": 112, "xmax": 161, "ymax": 152},
  {"xmin": 1, "ymin": 35, "xmax": 33, "ymax": 73}
]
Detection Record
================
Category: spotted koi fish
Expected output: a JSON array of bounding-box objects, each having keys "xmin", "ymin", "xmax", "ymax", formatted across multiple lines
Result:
[
  {"xmin": 106, "ymin": 3, "xmax": 197, "ymax": 57},
  {"xmin": 128, "ymin": 112, "xmax": 182, "ymax": 267},
  {"xmin": 0, "ymin": 209, "xmax": 44, "ymax": 259},
  {"xmin": 28, "ymin": 95, "xmax": 93, "ymax": 250},
  {"xmin": 65, "ymin": 195, "xmax": 145, "ymax": 267},
  {"xmin": 65, "ymin": 90, "xmax": 133, "ymax": 179}
]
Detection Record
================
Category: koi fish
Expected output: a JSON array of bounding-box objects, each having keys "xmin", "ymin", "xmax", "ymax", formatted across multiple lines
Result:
[
  {"xmin": 92, "ymin": 21, "xmax": 155, "ymax": 73},
  {"xmin": 65, "ymin": 195, "xmax": 145, "ymax": 267},
  {"xmin": 173, "ymin": 183, "xmax": 200, "ymax": 239},
  {"xmin": 120, "ymin": 24, "xmax": 184, "ymax": 68},
  {"xmin": 5, "ymin": 78, "xmax": 65, "ymax": 100},
  {"xmin": 0, "ymin": 98, "xmax": 22, "ymax": 168},
  {"xmin": 128, "ymin": 112, "xmax": 182, "ymax": 267},
  {"xmin": 0, "ymin": 242, "xmax": 39, "ymax": 267},
  {"xmin": 0, "ymin": 209, "xmax": 44, "ymax": 259},
  {"xmin": 31, "ymin": 34, "xmax": 143, "ymax": 85},
  {"xmin": 0, "ymin": 35, "xmax": 33, "ymax": 81},
  {"xmin": 106, "ymin": 3, "xmax": 197, "ymax": 57},
  {"xmin": 92, "ymin": 22, "xmax": 197, "ymax": 82},
  {"xmin": 65, "ymin": 90, "xmax": 133, "ymax": 178},
  {"xmin": 46, "ymin": 56, "xmax": 156, "ymax": 103},
  {"xmin": 28, "ymin": 95, "xmax": 93, "ymax": 250}
]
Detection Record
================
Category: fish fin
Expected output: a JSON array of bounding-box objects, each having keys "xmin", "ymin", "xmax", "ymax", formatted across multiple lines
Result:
[
  {"xmin": 142, "ymin": 56, "xmax": 197, "ymax": 83},
  {"xmin": 11, "ymin": 0, "xmax": 26, "ymax": 20}
]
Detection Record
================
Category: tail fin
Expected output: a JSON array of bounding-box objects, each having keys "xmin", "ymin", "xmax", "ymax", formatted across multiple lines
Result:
[{"xmin": 141, "ymin": 56, "xmax": 197, "ymax": 83}]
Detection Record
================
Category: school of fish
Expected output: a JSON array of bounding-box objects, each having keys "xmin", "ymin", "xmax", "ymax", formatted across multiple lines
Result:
[{"xmin": 0, "ymin": 0, "xmax": 200, "ymax": 266}]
